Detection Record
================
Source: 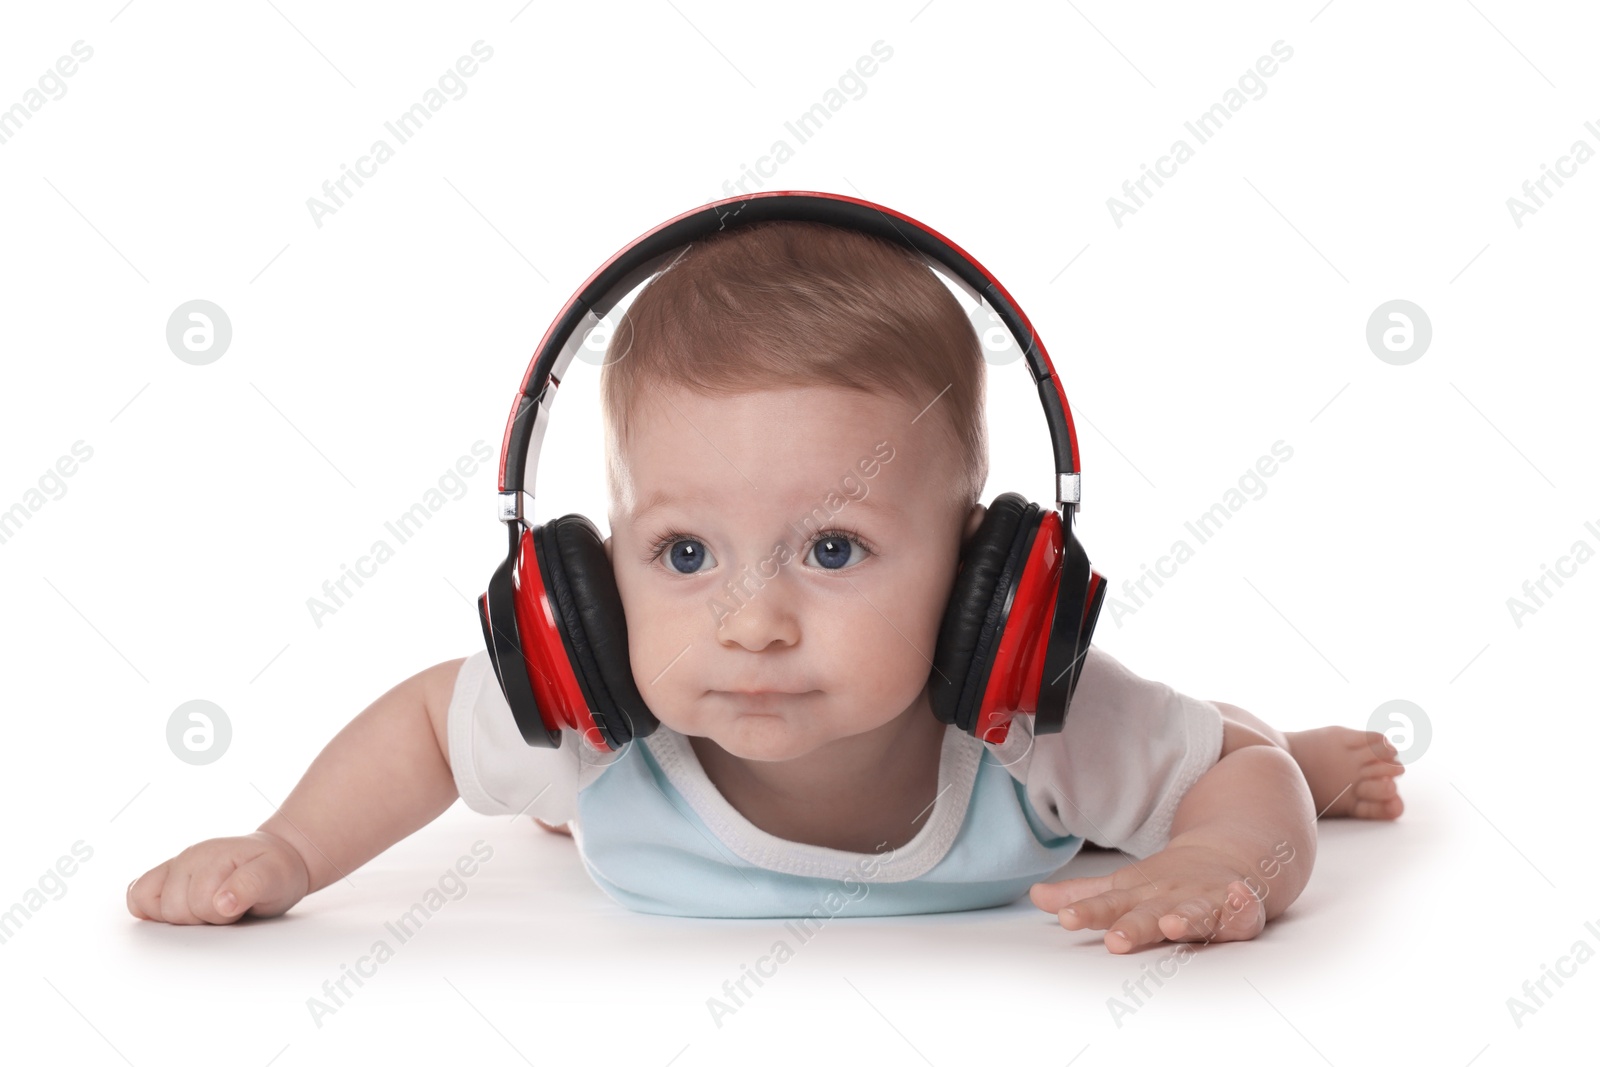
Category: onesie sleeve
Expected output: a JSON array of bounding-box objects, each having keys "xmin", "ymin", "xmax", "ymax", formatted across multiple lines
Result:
[
  {"xmin": 1012, "ymin": 644, "xmax": 1225, "ymax": 859},
  {"xmin": 446, "ymin": 649, "xmax": 584, "ymax": 824}
]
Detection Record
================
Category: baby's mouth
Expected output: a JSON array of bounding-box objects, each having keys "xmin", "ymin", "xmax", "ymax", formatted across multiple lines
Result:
[{"xmin": 710, "ymin": 690, "xmax": 817, "ymax": 709}]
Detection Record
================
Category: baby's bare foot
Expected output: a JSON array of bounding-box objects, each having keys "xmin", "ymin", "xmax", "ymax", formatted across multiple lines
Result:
[{"xmin": 1285, "ymin": 726, "xmax": 1405, "ymax": 820}]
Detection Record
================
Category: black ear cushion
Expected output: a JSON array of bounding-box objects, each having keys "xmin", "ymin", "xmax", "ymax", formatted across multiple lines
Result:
[
  {"xmin": 929, "ymin": 492, "xmax": 1040, "ymax": 734},
  {"xmin": 534, "ymin": 514, "xmax": 657, "ymax": 748}
]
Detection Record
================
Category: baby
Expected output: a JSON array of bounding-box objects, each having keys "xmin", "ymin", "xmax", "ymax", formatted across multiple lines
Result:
[{"xmin": 127, "ymin": 220, "xmax": 1405, "ymax": 953}]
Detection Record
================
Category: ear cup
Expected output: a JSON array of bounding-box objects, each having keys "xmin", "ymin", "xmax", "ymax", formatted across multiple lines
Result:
[
  {"xmin": 1031, "ymin": 517, "xmax": 1107, "ymax": 735},
  {"xmin": 479, "ymin": 550, "xmax": 558, "ymax": 747},
  {"xmin": 533, "ymin": 514, "xmax": 657, "ymax": 750},
  {"xmin": 929, "ymin": 492, "xmax": 1040, "ymax": 735}
]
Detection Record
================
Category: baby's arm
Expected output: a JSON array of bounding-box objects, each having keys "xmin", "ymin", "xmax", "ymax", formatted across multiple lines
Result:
[
  {"xmin": 127, "ymin": 657, "xmax": 466, "ymax": 925},
  {"xmin": 1031, "ymin": 716, "xmax": 1316, "ymax": 952}
]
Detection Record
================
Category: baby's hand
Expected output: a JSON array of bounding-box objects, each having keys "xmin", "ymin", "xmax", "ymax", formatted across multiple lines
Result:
[
  {"xmin": 127, "ymin": 831, "xmax": 310, "ymax": 925},
  {"xmin": 1029, "ymin": 843, "xmax": 1270, "ymax": 953}
]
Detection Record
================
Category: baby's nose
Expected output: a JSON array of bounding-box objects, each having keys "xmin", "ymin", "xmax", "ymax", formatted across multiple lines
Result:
[{"xmin": 712, "ymin": 583, "xmax": 800, "ymax": 651}]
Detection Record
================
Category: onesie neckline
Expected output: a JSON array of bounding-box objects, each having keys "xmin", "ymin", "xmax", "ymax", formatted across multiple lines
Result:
[{"xmin": 642, "ymin": 721, "xmax": 984, "ymax": 883}]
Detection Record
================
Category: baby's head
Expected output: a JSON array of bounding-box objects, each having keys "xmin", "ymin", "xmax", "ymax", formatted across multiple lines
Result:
[{"xmin": 597, "ymin": 220, "xmax": 989, "ymax": 762}]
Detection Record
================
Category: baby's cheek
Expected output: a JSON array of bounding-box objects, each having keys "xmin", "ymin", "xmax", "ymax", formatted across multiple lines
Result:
[
  {"xmin": 830, "ymin": 614, "xmax": 934, "ymax": 699},
  {"xmin": 623, "ymin": 597, "xmax": 705, "ymax": 699}
]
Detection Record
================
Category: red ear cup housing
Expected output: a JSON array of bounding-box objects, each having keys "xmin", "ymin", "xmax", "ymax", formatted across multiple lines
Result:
[
  {"xmin": 930, "ymin": 492, "xmax": 1106, "ymax": 744},
  {"xmin": 478, "ymin": 515, "xmax": 657, "ymax": 752}
]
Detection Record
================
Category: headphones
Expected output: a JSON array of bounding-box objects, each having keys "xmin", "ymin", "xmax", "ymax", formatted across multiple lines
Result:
[{"xmin": 478, "ymin": 191, "xmax": 1107, "ymax": 753}]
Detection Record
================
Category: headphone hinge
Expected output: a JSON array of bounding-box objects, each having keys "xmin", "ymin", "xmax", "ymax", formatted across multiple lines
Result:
[
  {"xmin": 498, "ymin": 490, "xmax": 534, "ymax": 529},
  {"xmin": 1057, "ymin": 473, "xmax": 1081, "ymax": 514}
]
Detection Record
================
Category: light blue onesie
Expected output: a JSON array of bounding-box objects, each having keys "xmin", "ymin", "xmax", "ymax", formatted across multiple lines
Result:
[{"xmin": 447, "ymin": 644, "xmax": 1224, "ymax": 919}]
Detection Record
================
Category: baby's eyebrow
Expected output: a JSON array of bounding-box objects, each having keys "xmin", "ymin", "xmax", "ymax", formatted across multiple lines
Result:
[
  {"xmin": 633, "ymin": 487, "xmax": 903, "ymax": 522},
  {"xmin": 632, "ymin": 488, "xmax": 715, "ymax": 523}
]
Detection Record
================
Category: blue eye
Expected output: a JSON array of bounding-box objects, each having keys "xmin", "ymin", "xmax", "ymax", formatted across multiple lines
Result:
[
  {"xmin": 660, "ymin": 537, "xmax": 715, "ymax": 575},
  {"xmin": 805, "ymin": 531, "xmax": 869, "ymax": 571}
]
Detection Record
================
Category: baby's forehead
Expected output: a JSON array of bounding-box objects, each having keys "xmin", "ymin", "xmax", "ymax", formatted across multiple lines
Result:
[
  {"xmin": 623, "ymin": 383, "xmax": 937, "ymax": 456},
  {"xmin": 610, "ymin": 386, "xmax": 957, "ymax": 522}
]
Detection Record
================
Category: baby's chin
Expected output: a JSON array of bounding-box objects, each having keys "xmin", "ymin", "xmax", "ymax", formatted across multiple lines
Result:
[{"xmin": 686, "ymin": 713, "xmax": 829, "ymax": 763}]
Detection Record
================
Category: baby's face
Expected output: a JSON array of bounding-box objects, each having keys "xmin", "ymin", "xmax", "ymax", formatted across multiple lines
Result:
[{"xmin": 605, "ymin": 384, "xmax": 983, "ymax": 762}]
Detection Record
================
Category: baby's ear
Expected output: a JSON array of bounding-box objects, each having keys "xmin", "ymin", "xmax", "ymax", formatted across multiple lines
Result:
[{"xmin": 962, "ymin": 502, "xmax": 986, "ymax": 548}]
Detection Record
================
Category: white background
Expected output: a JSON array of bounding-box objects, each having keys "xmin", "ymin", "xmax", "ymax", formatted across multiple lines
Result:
[{"xmin": 2, "ymin": 1, "xmax": 1597, "ymax": 1064}]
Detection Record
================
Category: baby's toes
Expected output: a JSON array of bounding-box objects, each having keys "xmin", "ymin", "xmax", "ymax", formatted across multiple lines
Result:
[
  {"xmin": 1361, "ymin": 730, "xmax": 1401, "ymax": 762},
  {"xmin": 1356, "ymin": 774, "xmax": 1398, "ymax": 799},
  {"xmin": 1353, "ymin": 775, "xmax": 1404, "ymax": 819},
  {"xmin": 1353, "ymin": 793, "xmax": 1404, "ymax": 819}
]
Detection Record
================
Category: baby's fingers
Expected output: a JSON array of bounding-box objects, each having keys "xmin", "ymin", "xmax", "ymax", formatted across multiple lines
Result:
[
  {"xmin": 1099, "ymin": 901, "xmax": 1181, "ymax": 954},
  {"xmin": 1156, "ymin": 880, "xmax": 1267, "ymax": 946},
  {"xmin": 127, "ymin": 865, "xmax": 168, "ymax": 921},
  {"xmin": 1077, "ymin": 879, "xmax": 1268, "ymax": 953},
  {"xmin": 1028, "ymin": 874, "xmax": 1115, "ymax": 914},
  {"xmin": 1047, "ymin": 886, "xmax": 1151, "ymax": 934},
  {"xmin": 158, "ymin": 867, "xmax": 196, "ymax": 925},
  {"xmin": 212, "ymin": 852, "xmax": 300, "ymax": 921},
  {"xmin": 187, "ymin": 860, "xmax": 246, "ymax": 925}
]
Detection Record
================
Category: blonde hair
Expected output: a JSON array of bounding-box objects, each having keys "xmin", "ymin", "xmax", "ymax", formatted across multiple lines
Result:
[{"xmin": 600, "ymin": 220, "xmax": 988, "ymax": 512}]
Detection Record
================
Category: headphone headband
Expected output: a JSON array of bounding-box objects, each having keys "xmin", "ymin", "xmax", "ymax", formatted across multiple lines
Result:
[{"xmin": 494, "ymin": 190, "xmax": 1085, "ymax": 540}]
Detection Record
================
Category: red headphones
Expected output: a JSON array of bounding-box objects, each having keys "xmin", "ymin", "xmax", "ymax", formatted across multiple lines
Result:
[{"xmin": 478, "ymin": 191, "xmax": 1107, "ymax": 753}]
